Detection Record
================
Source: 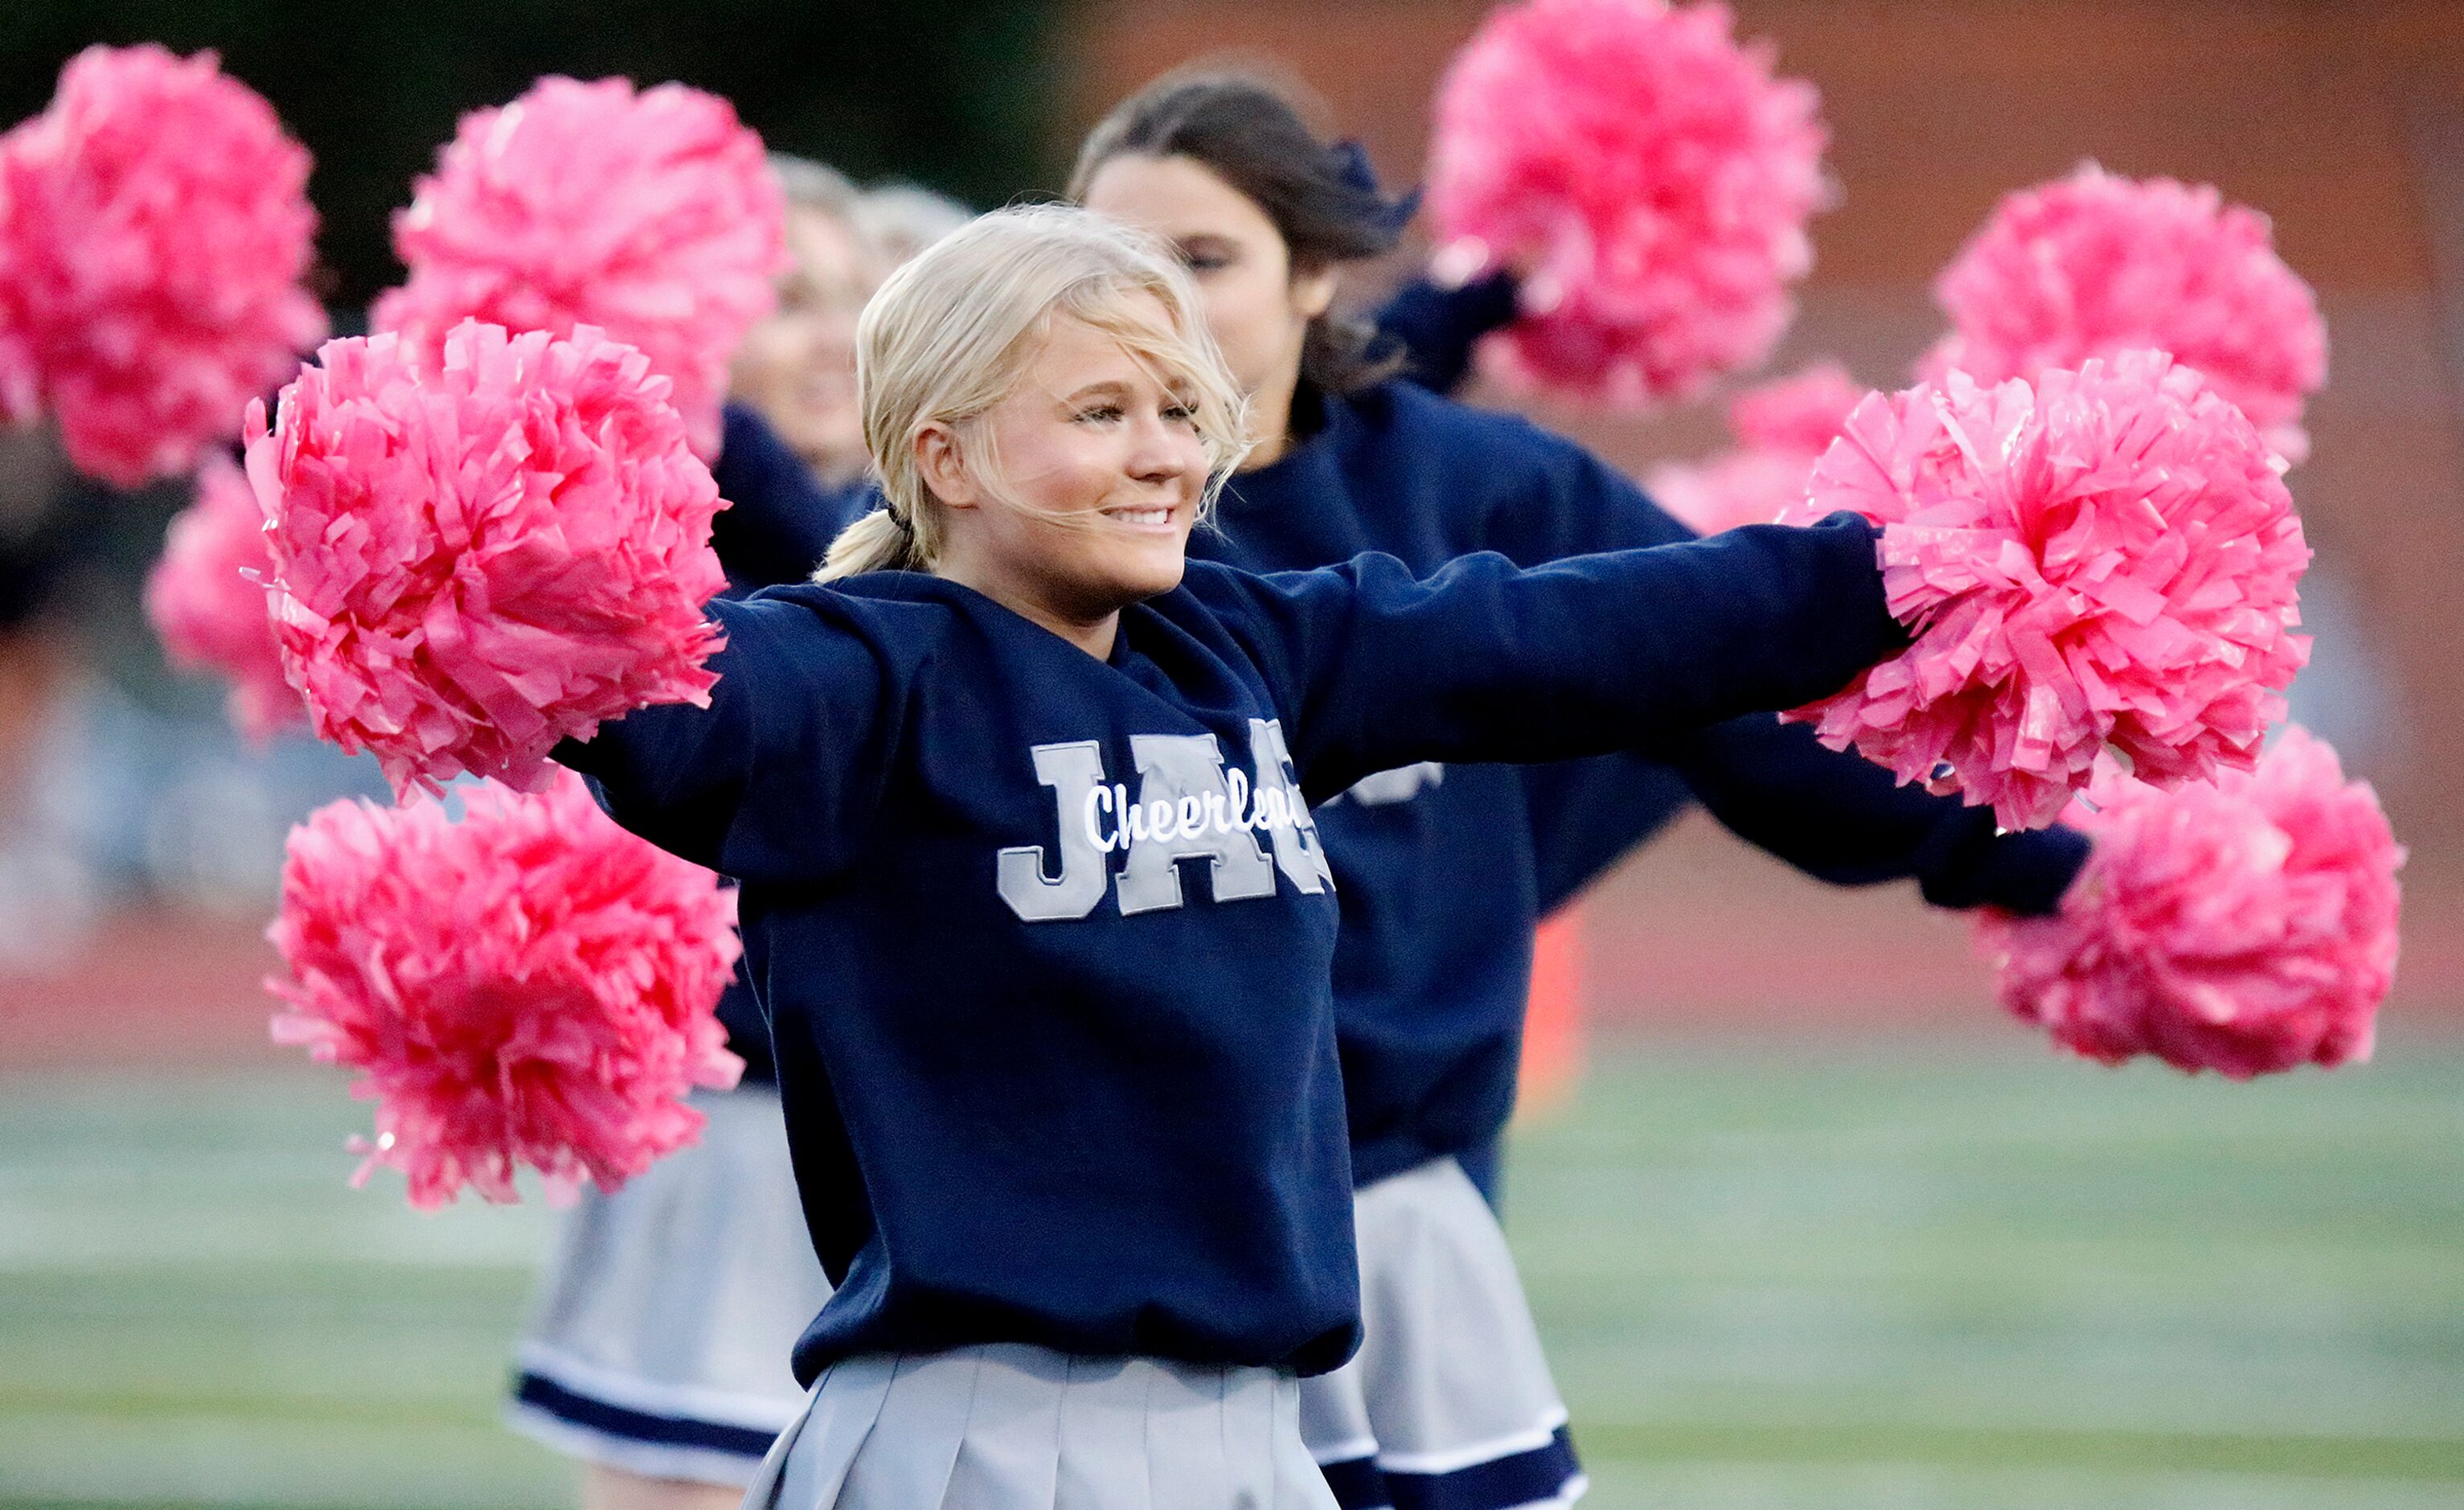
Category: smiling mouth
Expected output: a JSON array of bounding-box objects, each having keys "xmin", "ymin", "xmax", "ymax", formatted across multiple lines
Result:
[{"xmin": 1101, "ymin": 504, "xmax": 1177, "ymax": 527}]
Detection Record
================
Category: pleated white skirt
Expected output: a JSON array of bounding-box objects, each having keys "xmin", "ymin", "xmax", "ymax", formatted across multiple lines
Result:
[
  {"xmin": 1296, "ymin": 1156, "xmax": 1585, "ymax": 1510},
  {"xmin": 744, "ymin": 1344, "xmax": 1339, "ymax": 1510},
  {"xmin": 509, "ymin": 1085, "xmax": 833, "ymax": 1485}
]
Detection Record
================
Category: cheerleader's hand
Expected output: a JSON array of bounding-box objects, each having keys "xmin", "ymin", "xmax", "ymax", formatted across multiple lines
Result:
[
  {"xmin": 372, "ymin": 74, "xmax": 787, "ymax": 461},
  {"xmin": 1425, "ymin": 0, "xmax": 1829, "ymax": 409},
  {"xmin": 1779, "ymin": 350, "xmax": 2310, "ymax": 831},
  {"xmin": 270, "ymin": 771, "xmax": 744, "ymax": 1208},
  {"xmin": 248, "ymin": 321, "xmax": 730, "ymax": 798},
  {"xmin": 0, "ymin": 44, "xmax": 323, "ymax": 486},
  {"xmin": 1977, "ymin": 729, "xmax": 2401, "ymax": 1078},
  {"xmin": 1921, "ymin": 163, "xmax": 2325, "ymax": 467}
]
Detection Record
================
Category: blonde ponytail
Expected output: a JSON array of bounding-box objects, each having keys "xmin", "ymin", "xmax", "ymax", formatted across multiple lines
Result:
[
  {"xmin": 816, "ymin": 507, "xmax": 918, "ymax": 581},
  {"xmin": 813, "ymin": 203, "xmax": 1245, "ymax": 584}
]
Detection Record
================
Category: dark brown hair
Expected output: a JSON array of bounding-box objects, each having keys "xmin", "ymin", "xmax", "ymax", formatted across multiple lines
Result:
[{"xmin": 1070, "ymin": 71, "xmax": 1416, "ymax": 393}]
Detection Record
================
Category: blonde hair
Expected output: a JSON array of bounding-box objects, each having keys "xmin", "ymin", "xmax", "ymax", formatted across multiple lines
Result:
[{"xmin": 818, "ymin": 203, "xmax": 1248, "ymax": 581}]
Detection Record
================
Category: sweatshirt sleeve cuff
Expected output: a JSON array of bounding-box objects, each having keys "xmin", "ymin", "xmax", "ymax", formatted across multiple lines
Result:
[{"xmin": 1963, "ymin": 823, "xmax": 2093, "ymax": 916}]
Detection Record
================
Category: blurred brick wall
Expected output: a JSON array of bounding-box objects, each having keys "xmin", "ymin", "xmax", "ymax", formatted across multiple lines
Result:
[{"xmin": 1060, "ymin": 0, "xmax": 2464, "ymax": 1023}]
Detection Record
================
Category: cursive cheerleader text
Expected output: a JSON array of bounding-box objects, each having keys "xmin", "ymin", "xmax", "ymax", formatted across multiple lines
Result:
[{"xmin": 997, "ymin": 718, "xmax": 1334, "ymax": 921}]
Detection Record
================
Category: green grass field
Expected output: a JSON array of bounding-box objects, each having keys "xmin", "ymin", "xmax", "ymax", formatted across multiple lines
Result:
[{"xmin": 3, "ymin": 1037, "xmax": 2459, "ymax": 1509}]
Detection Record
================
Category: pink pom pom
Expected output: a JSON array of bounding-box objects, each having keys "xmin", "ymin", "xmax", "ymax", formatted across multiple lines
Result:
[
  {"xmin": 247, "ymin": 321, "xmax": 728, "ymax": 798},
  {"xmin": 1427, "ymin": 0, "xmax": 1828, "ymax": 408},
  {"xmin": 269, "ymin": 772, "xmax": 744, "ymax": 1208},
  {"xmin": 0, "ymin": 174, "xmax": 35, "ymax": 426},
  {"xmin": 0, "ymin": 45, "xmax": 326, "ymax": 486},
  {"xmin": 1727, "ymin": 361, "xmax": 1866, "ymax": 453},
  {"xmin": 1978, "ymin": 728, "xmax": 2402, "ymax": 1078},
  {"xmin": 1646, "ymin": 362, "xmax": 1865, "ymax": 533},
  {"xmin": 1779, "ymin": 351, "xmax": 2311, "ymax": 831},
  {"xmin": 144, "ymin": 452, "xmax": 301, "ymax": 743},
  {"xmin": 371, "ymin": 76, "xmax": 786, "ymax": 456},
  {"xmin": 1924, "ymin": 164, "xmax": 2327, "ymax": 465}
]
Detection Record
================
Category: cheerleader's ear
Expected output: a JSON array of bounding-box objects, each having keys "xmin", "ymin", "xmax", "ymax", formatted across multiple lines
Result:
[
  {"xmin": 912, "ymin": 421, "xmax": 983, "ymax": 512},
  {"xmin": 1289, "ymin": 261, "xmax": 1339, "ymax": 323}
]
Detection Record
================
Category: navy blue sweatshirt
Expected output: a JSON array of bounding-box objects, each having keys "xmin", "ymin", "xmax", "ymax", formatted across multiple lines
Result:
[
  {"xmin": 704, "ymin": 402, "xmax": 875, "ymax": 1082},
  {"xmin": 1195, "ymin": 381, "xmax": 2089, "ymax": 1186},
  {"xmin": 710, "ymin": 402, "xmax": 872, "ymax": 600},
  {"xmin": 560, "ymin": 518, "xmax": 1899, "ymax": 1381},
  {"xmin": 1367, "ymin": 277, "xmax": 2087, "ymax": 912},
  {"xmin": 1373, "ymin": 269, "xmax": 1523, "ymax": 396}
]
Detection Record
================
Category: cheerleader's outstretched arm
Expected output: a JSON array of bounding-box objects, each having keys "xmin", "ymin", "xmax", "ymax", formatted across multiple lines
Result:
[
  {"xmin": 554, "ymin": 590, "xmax": 912, "ymax": 883},
  {"xmin": 1208, "ymin": 511, "xmax": 1902, "ymax": 799}
]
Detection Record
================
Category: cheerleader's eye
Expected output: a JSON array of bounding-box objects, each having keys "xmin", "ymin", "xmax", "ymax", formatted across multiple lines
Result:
[{"xmin": 1175, "ymin": 236, "xmax": 1238, "ymax": 274}]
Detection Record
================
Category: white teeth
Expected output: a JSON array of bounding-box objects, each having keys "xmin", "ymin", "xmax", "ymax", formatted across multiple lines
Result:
[{"xmin": 1109, "ymin": 507, "xmax": 1171, "ymax": 525}]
